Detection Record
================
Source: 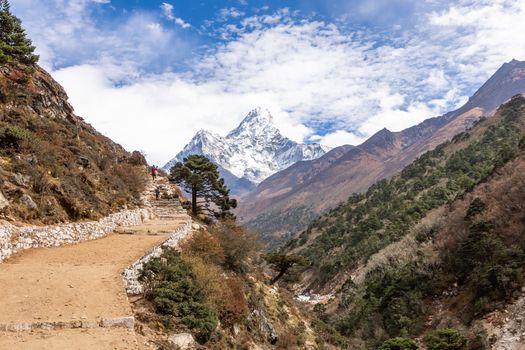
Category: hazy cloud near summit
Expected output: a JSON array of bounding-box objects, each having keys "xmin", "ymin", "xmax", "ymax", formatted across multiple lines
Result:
[{"xmin": 11, "ymin": 0, "xmax": 525, "ymax": 164}]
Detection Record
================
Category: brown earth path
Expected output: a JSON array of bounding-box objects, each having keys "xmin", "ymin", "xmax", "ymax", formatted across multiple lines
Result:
[{"xmin": 0, "ymin": 178, "xmax": 191, "ymax": 349}]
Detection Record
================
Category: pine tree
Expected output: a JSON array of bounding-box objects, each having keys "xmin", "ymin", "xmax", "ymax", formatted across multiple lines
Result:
[
  {"xmin": 263, "ymin": 252, "xmax": 307, "ymax": 284},
  {"xmin": 0, "ymin": 0, "xmax": 39, "ymax": 65},
  {"xmin": 169, "ymin": 155, "xmax": 237, "ymax": 218}
]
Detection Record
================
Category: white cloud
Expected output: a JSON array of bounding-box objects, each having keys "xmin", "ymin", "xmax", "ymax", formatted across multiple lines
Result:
[
  {"xmin": 12, "ymin": 0, "xmax": 192, "ymax": 73},
  {"xmin": 161, "ymin": 2, "xmax": 191, "ymax": 29},
  {"xmin": 425, "ymin": 69, "xmax": 449, "ymax": 89},
  {"xmin": 319, "ymin": 130, "xmax": 366, "ymax": 148},
  {"xmin": 11, "ymin": 0, "xmax": 525, "ymax": 165},
  {"xmin": 161, "ymin": 2, "xmax": 175, "ymax": 20},
  {"xmin": 174, "ymin": 17, "xmax": 191, "ymax": 29},
  {"xmin": 218, "ymin": 7, "xmax": 245, "ymax": 20},
  {"xmin": 428, "ymin": 0, "xmax": 525, "ymax": 75}
]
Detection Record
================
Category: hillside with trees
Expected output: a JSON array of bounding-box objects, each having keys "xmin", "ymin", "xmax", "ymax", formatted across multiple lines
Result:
[
  {"xmin": 238, "ymin": 60, "xmax": 525, "ymax": 248},
  {"xmin": 277, "ymin": 95, "xmax": 525, "ymax": 348},
  {"xmin": 0, "ymin": 4, "xmax": 147, "ymax": 223},
  {"xmin": 134, "ymin": 213, "xmax": 317, "ymax": 348}
]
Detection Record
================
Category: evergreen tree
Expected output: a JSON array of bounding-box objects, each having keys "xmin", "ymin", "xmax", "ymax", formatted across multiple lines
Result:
[
  {"xmin": 169, "ymin": 155, "xmax": 237, "ymax": 218},
  {"xmin": 0, "ymin": 0, "xmax": 39, "ymax": 65},
  {"xmin": 379, "ymin": 337, "xmax": 419, "ymax": 350},
  {"xmin": 264, "ymin": 252, "xmax": 307, "ymax": 284},
  {"xmin": 424, "ymin": 329, "xmax": 468, "ymax": 350}
]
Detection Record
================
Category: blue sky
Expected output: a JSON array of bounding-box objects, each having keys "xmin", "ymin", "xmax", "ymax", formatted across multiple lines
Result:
[{"xmin": 10, "ymin": 0, "xmax": 525, "ymax": 164}]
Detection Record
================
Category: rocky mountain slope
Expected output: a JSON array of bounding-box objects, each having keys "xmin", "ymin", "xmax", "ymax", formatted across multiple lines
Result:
[
  {"xmin": 163, "ymin": 107, "xmax": 327, "ymax": 195},
  {"xmin": 284, "ymin": 95, "xmax": 525, "ymax": 349},
  {"xmin": 0, "ymin": 63, "xmax": 147, "ymax": 224},
  {"xmin": 238, "ymin": 59, "xmax": 525, "ymax": 246}
]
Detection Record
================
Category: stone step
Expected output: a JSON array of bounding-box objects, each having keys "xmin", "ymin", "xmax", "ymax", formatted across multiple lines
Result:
[{"xmin": 156, "ymin": 216, "xmax": 189, "ymax": 221}]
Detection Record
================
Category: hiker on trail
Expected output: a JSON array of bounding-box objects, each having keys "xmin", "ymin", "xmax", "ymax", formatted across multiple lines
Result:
[
  {"xmin": 155, "ymin": 187, "xmax": 161, "ymax": 200},
  {"xmin": 151, "ymin": 165, "xmax": 158, "ymax": 181}
]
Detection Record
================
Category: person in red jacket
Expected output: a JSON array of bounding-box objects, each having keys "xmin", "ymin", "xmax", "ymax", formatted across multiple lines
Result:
[{"xmin": 151, "ymin": 165, "xmax": 158, "ymax": 181}]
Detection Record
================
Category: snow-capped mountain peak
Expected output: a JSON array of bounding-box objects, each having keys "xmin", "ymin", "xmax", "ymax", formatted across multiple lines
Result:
[
  {"xmin": 163, "ymin": 108, "xmax": 327, "ymax": 195},
  {"xmin": 242, "ymin": 107, "xmax": 274, "ymax": 125},
  {"xmin": 227, "ymin": 107, "xmax": 277, "ymax": 139}
]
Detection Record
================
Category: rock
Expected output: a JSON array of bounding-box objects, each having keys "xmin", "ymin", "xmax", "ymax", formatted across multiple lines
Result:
[
  {"xmin": 192, "ymin": 223, "xmax": 200, "ymax": 230},
  {"xmin": 20, "ymin": 194, "xmax": 37, "ymax": 210},
  {"xmin": 249, "ymin": 309, "xmax": 278, "ymax": 345},
  {"xmin": 78, "ymin": 156, "xmax": 90, "ymax": 168},
  {"xmin": 28, "ymin": 154, "xmax": 38, "ymax": 165},
  {"xmin": 0, "ymin": 191, "xmax": 9, "ymax": 210},
  {"xmin": 168, "ymin": 333, "xmax": 196, "ymax": 349},
  {"xmin": 100, "ymin": 316, "xmax": 135, "ymax": 329},
  {"xmin": 12, "ymin": 173, "xmax": 30, "ymax": 187}
]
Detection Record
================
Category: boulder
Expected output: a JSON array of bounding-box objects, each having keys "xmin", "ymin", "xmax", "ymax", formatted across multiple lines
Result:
[
  {"xmin": 168, "ymin": 333, "xmax": 196, "ymax": 349},
  {"xmin": 248, "ymin": 309, "xmax": 278, "ymax": 345},
  {"xmin": 12, "ymin": 173, "xmax": 30, "ymax": 187},
  {"xmin": 20, "ymin": 194, "xmax": 37, "ymax": 210}
]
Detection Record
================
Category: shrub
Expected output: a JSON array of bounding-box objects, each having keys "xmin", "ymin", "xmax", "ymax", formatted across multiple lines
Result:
[
  {"xmin": 183, "ymin": 253, "xmax": 248, "ymax": 329},
  {"xmin": 415, "ymin": 225, "xmax": 436, "ymax": 244},
  {"xmin": 110, "ymin": 163, "xmax": 147, "ymax": 200},
  {"xmin": 379, "ymin": 337, "xmax": 418, "ymax": 350},
  {"xmin": 424, "ymin": 329, "xmax": 468, "ymax": 350},
  {"xmin": 31, "ymin": 169, "xmax": 50, "ymax": 194},
  {"xmin": 180, "ymin": 230, "xmax": 225, "ymax": 265},
  {"xmin": 140, "ymin": 249, "xmax": 219, "ymax": 344},
  {"xmin": 127, "ymin": 150, "xmax": 147, "ymax": 166},
  {"xmin": 465, "ymin": 198, "xmax": 486, "ymax": 219},
  {"xmin": 337, "ymin": 263, "xmax": 427, "ymax": 339},
  {"xmin": 213, "ymin": 220, "xmax": 259, "ymax": 272},
  {"xmin": 468, "ymin": 327, "xmax": 488, "ymax": 350},
  {"xmin": 0, "ymin": 125, "xmax": 32, "ymax": 151},
  {"xmin": 311, "ymin": 319, "xmax": 348, "ymax": 348},
  {"xmin": 217, "ymin": 278, "xmax": 248, "ymax": 327}
]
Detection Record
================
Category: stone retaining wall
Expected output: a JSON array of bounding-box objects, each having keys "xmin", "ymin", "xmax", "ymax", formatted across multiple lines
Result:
[
  {"xmin": 0, "ymin": 316, "xmax": 135, "ymax": 332},
  {"xmin": 123, "ymin": 219, "xmax": 192, "ymax": 295},
  {"xmin": 0, "ymin": 208, "xmax": 151, "ymax": 263}
]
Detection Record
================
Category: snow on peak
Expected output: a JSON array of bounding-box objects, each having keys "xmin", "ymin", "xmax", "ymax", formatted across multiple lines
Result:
[
  {"xmin": 163, "ymin": 108, "xmax": 327, "ymax": 190},
  {"xmin": 243, "ymin": 107, "xmax": 274, "ymax": 124},
  {"xmin": 227, "ymin": 107, "xmax": 277, "ymax": 139}
]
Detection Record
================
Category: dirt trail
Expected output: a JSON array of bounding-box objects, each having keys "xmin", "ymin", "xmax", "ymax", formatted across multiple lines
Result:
[{"xmin": 0, "ymin": 177, "xmax": 191, "ymax": 349}]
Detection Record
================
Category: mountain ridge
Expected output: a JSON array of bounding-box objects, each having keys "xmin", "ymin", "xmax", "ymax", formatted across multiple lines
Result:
[
  {"xmin": 238, "ymin": 59, "xmax": 525, "ymax": 246},
  {"xmin": 282, "ymin": 95, "xmax": 525, "ymax": 348},
  {"xmin": 163, "ymin": 107, "xmax": 328, "ymax": 195}
]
